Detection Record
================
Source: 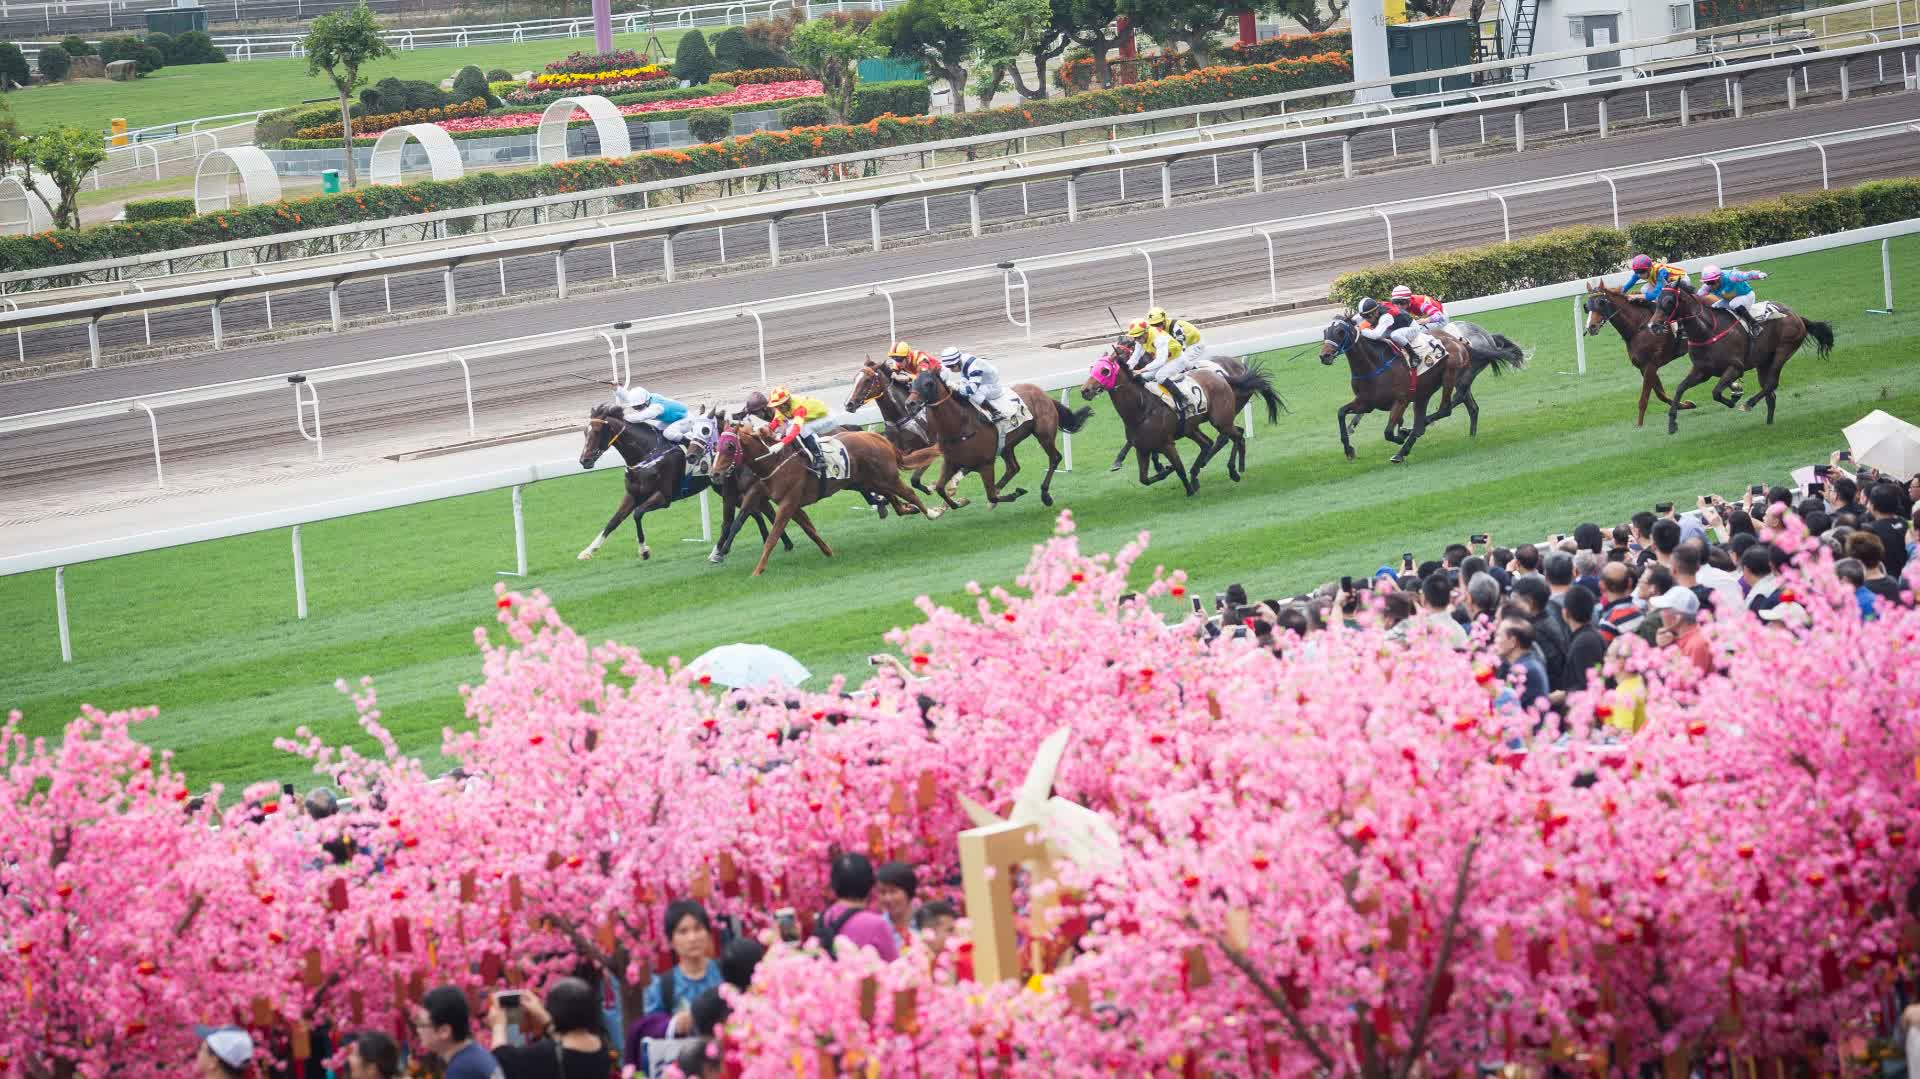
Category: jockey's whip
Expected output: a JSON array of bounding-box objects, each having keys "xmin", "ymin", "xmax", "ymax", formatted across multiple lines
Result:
[
  {"xmin": 570, "ymin": 374, "xmax": 619, "ymax": 388},
  {"xmin": 1105, "ymin": 306, "xmax": 1123, "ymax": 330}
]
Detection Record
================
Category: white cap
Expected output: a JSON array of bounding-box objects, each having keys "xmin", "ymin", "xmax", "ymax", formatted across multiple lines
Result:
[
  {"xmin": 196, "ymin": 1026, "xmax": 254, "ymax": 1068},
  {"xmin": 1759, "ymin": 601, "xmax": 1810, "ymax": 627},
  {"xmin": 1648, "ymin": 586, "xmax": 1700, "ymax": 617},
  {"xmin": 937, "ymin": 347, "xmax": 962, "ymax": 363}
]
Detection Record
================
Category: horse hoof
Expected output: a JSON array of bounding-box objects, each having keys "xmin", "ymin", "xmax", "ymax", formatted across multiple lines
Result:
[
  {"xmin": 1344, "ymin": 449, "xmax": 1356, "ymax": 461},
  {"xmin": 708, "ymin": 552, "xmax": 725, "ymax": 564},
  {"xmin": 1107, "ymin": 461, "xmax": 1124, "ymax": 473},
  {"xmin": 640, "ymin": 545, "xmax": 651, "ymax": 561},
  {"xmin": 1679, "ymin": 401, "xmax": 1698, "ymax": 411},
  {"xmin": 1390, "ymin": 455, "xmax": 1406, "ymax": 464},
  {"xmin": 1041, "ymin": 491, "xmax": 1054, "ymax": 507},
  {"xmin": 577, "ymin": 549, "xmax": 595, "ymax": 561},
  {"xmin": 927, "ymin": 508, "xmax": 943, "ymax": 520}
]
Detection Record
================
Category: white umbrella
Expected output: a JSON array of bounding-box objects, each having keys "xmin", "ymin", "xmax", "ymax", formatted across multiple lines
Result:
[
  {"xmin": 687, "ymin": 643, "xmax": 811, "ymax": 689},
  {"xmin": 1860, "ymin": 428, "xmax": 1920, "ymax": 480},
  {"xmin": 1843, "ymin": 410, "xmax": 1917, "ymax": 457}
]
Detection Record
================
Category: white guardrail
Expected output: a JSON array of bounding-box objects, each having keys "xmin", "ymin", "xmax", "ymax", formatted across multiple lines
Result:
[
  {"xmin": 4, "ymin": 0, "xmax": 1911, "ymax": 271},
  {"xmin": 3, "ymin": 218, "xmax": 1912, "ymax": 663},
  {"xmin": 7, "ymin": 50, "xmax": 1912, "ymax": 364}
]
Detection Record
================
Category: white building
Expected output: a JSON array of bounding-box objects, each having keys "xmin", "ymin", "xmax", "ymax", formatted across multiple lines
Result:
[{"xmin": 1492, "ymin": 0, "xmax": 1701, "ymax": 82}]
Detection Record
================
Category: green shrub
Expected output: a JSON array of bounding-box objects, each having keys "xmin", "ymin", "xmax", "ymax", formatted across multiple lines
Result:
[
  {"xmin": 674, "ymin": 29, "xmax": 716, "ymax": 85},
  {"xmin": 96, "ymin": 36, "xmax": 140, "ymax": 64},
  {"xmin": 123, "ymin": 196, "xmax": 195, "ymax": 221},
  {"xmin": 38, "ymin": 44, "xmax": 71, "ymax": 81},
  {"xmin": 1855, "ymin": 177, "xmax": 1920, "ymax": 225},
  {"xmin": 358, "ymin": 76, "xmax": 448, "ymax": 116},
  {"xmin": 256, "ymin": 103, "xmax": 341, "ymax": 145},
  {"xmin": 142, "ymin": 32, "xmax": 173, "ymax": 59},
  {"xmin": 778, "ymin": 101, "xmax": 831, "ymax": 128},
  {"xmin": 280, "ymin": 94, "xmax": 826, "ymax": 148},
  {"xmin": 59, "ymin": 35, "xmax": 93, "ymax": 57},
  {"xmin": 134, "ymin": 44, "xmax": 165, "ymax": 74},
  {"xmin": 167, "ymin": 30, "xmax": 225, "ymax": 65},
  {"xmin": 562, "ymin": 80, "xmax": 732, "ymax": 112},
  {"xmin": 850, "ymin": 80, "xmax": 930, "ymax": 123},
  {"xmin": 712, "ymin": 26, "xmax": 750, "ymax": 71},
  {"xmin": 1331, "ymin": 226, "xmax": 1630, "ymax": 306},
  {"xmin": 452, "ymin": 64, "xmax": 497, "ymax": 108},
  {"xmin": 685, "ymin": 108, "xmax": 733, "ymax": 143},
  {"xmin": 0, "ymin": 43, "xmax": 26, "ymax": 88},
  {"xmin": 485, "ymin": 67, "xmax": 512, "ymax": 82}
]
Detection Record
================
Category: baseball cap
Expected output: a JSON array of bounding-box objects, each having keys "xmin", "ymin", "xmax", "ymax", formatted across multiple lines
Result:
[
  {"xmin": 1647, "ymin": 586, "xmax": 1700, "ymax": 617},
  {"xmin": 1758, "ymin": 601, "xmax": 1810, "ymax": 628},
  {"xmin": 195, "ymin": 1026, "xmax": 254, "ymax": 1068}
]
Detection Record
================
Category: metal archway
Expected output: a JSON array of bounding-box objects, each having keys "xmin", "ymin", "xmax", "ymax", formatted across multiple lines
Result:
[
  {"xmin": 0, "ymin": 171, "xmax": 56, "ymax": 235},
  {"xmin": 193, "ymin": 146, "xmax": 283, "ymax": 213},
  {"xmin": 368, "ymin": 123, "xmax": 466, "ymax": 185},
  {"xmin": 535, "ymin": 95, "xmax": 631, "ymax": 166}
]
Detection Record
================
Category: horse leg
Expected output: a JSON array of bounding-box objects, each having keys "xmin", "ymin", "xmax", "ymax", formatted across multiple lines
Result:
[
  {"xmin": 1161, "ymin": 440, "xmax": 1197, "ymax": 496},
  {"xmin": 1383, "ymin": 399, "xmax": 1411, "ymax": 446},
  {"xmin": 928, "ymin": 461, "xmax": 966, "ymax": 511},
  {"xmin": 579, "ymin": 492, "xmax": 637, "ymax": 560},
  {"xmin": 1666, "ymin": 366, "xmax": 1712, "ymax": 436},
  {"xmin": 977, "ymin": 459, "xmax": 1014, "ymax": 505},
  {"xmin": 1336, "ymin": 403, "xmax": 1358, "ymax": 461},
  {"xmin": 751, "ymin": 502, "xmax": 798, "ymax": 577},
  {"xmin": 628, "ymin": 490, "xmax": 668, "ymax": 560},
  {"xmin": 1747, "ymin": 347, "xmax": 1788, "ymax": 423},
  {"xmin": 1036, "ymin": 435, "xmax": 1064, "ymax": 507},
  {"xmin": 1462, "ymin": 389, "xmax": 1480, "ymax": 437},
  {"xmin": 1634, "ymin": 361, "xmax": 1658, "ymax": 427},
  {"xmin": 1391, "ymin": 400, "xmax": 1428, "ymax": 464},
  {"xmin": 789, "ymin": 506, "xmax": 833, "ymax": 558},
  {"xmin": 1710, "ymin": 363, "xmax": 1744, "ymax": 409}
]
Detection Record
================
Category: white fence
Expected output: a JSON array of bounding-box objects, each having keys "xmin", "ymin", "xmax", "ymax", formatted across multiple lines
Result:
[{"xmin": 2, "ymin": 216, "xmax": 1912, "ymax": 662}]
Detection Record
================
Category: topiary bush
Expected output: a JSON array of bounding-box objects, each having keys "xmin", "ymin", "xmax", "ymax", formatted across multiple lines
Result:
[
  {"xmin": 850, "ymin": 80, "xmax": 931, "ymax": 123},
  {"xmin": 166, "ymin": 31, "xmax": 225, "ymax": 65},
  {"xmin": 95, "ymin": 36, "xmax": 140, "ymax": 64},
  {"xmin": 133, "ymin": 44, "xmax": 165, "ymax": 74},
  {"xmin": 0, "ymin": 43, "xmax": 26, "ymax": 88},
  {"xmin": 712, "ymin": 26, "xmax": 750, "ymax": 71},
  {"xmin": 255, "ymin": 103, "xmax": 341, "ymax": 145},
  {"xmin": 452, "ymin": 64, "xmax": 498, "ymax": 108},
  {"xmin": 778, "ymin": 101, "xmax": 831, "ymax": 128},
  {"xmin": 685, "ymin": 107, "xmax": 733, "ymax": 143},
  {"xmin": 123, "ymin": 196, "xmax": 196, "ymax": 221},
  {"xmin": 142, "ymin": 32, "xmax": 172, "ymax": 59},
  {"xmin": 674, "ymin": 29, "xmax": 716, "ymax": 85},
  {"xmin": 485, "ymin": 67, "xmax": 512, "ymax": 82},
  {"xmin": 59, "ymin": 35, "xmax": 93, "ymax": 57},
  {"xmin": 358, "ymin": 77, "xmax": 448, "ymax": 116},
  {"xmin": 38, "ymin": 44, "xmax": 71, "ymax": 81}
]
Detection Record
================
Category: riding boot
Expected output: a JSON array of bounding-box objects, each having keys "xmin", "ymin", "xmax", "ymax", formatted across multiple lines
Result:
[{"xmin": 1159, "ymin": 379, "xmax": 1185, "ymax": 426}]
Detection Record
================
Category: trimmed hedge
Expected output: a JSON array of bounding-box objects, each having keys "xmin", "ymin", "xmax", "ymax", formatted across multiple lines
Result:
[
  {"xmin": 6, "ymin": 53, "xmax": 1354, "ymax": 272},
  {"xmin": 712, "ymin": 66, "xmax": 808, "ymax": 85},
  {"xmin": 489, "ymin": 80, "xmax": 733, "ymax": 115},
  {"xmin": 686, "ymin": 108, "xmax": 732, "ymax": 143},
  {"xmin": 1057, "ymin": 31, "xmax": 1351, "ymax": 92},
  {"xmin": 123, "ymin": 196, "xmax": 195, "ymax": 221},
  {"xmin": 296, "ymin": 98, "xmax": 488, "ymax": 140},
  {"xmin": 1327, "ymin": 178, "xmax": 1920, "ymax": 306},
  {"xmin": 849, "ymin": 80, "xmax": 930, "ymax": 123},
  {"xmin": 277, "ymin": 94, "xmax": 821, "ymax": 148}
]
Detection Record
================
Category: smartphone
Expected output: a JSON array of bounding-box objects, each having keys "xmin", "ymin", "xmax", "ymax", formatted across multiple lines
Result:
[
  {"xmin": 1814, "ymin": 464, "xmax": 1830, "ymax": 478},
  {"xmin": 1401, "ymin": 553, "xmax": 1414, "ymax": 571},
  {"xmin": 1340, "ymin": 576, "xmax": 1354, "ymax": 592},
  {"xmin": 1470, "ymin": 534, "xmax": 1488, "ymax": 544},
  {"xmin": 774, "ymin": 907, "xmax": 799, "ymax": 942},
  {"xmin": 1554, "ymin": 534, "xmax": 1567, "ymax": 543},
  {"xmin": 1213, "ymin": 592, "xmax": 1226, "ymax": 611},
  {"xmin": 1750, "ymin": 484, "xmax": 1765, "ymax": 496},
  {"xmin": 1805, "ymin": 481, "xmax": 1824, "ymax": 497},
  {"xmin": 280, "ymin": 782, "xmax": 296, "ymax": 798},
  {"xmin": 496, "ymin": 991, "xmax": 526, "ymax": 1047},
  {"xmin": 1654, "ymin": 502, "xmax": 1673, "ymax": 514},
  {"xmin": 1190, "ymin": 596, "xmax": 1205, "ymax": 614},
  {"xmin": 1838, "ymin": 450, "xmax": 1852, "ymax": 462}
]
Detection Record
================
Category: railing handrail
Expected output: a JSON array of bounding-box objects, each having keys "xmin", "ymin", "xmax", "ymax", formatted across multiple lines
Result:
[{"xmin": 7, "ymin": 24, "xmax": 1912, "ymax": 295}]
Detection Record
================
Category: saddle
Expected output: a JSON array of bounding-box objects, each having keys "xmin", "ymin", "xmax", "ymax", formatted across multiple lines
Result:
[
  {"xmin": 1751, "ymin": 300, "xmax": 1785, "ymax": 322},
  {"xmin": 1410, "ymin": 334, "xmax": 1448, "ymax": 375},
  {"xmin": 1147, "ymin": 376, "xmax": 1208, "ymax": 413}
]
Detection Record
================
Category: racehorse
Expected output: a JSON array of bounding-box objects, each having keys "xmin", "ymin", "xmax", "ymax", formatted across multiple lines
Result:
[
  {"xmin": 1582, "ymin": 282, "xmax": 1699, "ymax": 427},
  {"xmin": 709, "ymin": 422, "xmax": 943, "ymax": 576},
  {"xmin": 1098, "ymin": 338, "xmax": 1289, "ymax": 473},
  {"xmin": 575, "ymin": 404, "xmax": 787, "ymax": 564},
  {"xmin": 845, "ymin": 359, "xmax": 966, "ymax": 508},
  {"xmin": 1649, "ymin": 285, "xmax": 1834, "ymax": 435},
  {"xmin": 906, "ymin": 367, "xmax": 1093, "ymax": 510},
  {"xmin": 1080, "ymin": 350, "xmax": 1283, "ymax": 494},
  {"xmin": 1319, "ymin": 318, "xmax": 1526, "ymax": 463}
]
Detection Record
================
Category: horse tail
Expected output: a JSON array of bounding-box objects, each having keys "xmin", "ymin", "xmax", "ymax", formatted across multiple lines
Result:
[
  {"xmin": 1052, "ymin": 398, "xmax": 1095, "ymax": 433},
  {"xmin": 900, "ymin": 445, "xmax": 943, "ymax": 471},
  {"xmin": 1470, "ymin": 334, "xmax": 1529, "ymax": 376},
  {"xmin": 1226, "ymin": 363, "xmax": 1288, "ymax": 420},
  {"xmin": 1804, "ymin": 319, "xmax": 1836, "ymax": 359}
]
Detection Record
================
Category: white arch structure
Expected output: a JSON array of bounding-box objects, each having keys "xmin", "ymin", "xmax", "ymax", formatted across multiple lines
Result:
[
  {"xmin": 193, "ymin": 146, "xmax": 283, "ymax": 214},
  {"xmin": 0, "ymin": 171, "xmax": 56, "ymax": 235},
  {"xmin": 368, "ymin": 123, "xmax": 466, "ymax": 185},
  {"xmin": 535, "ymin": 95, "xmax": 631, "ymax": 166}
]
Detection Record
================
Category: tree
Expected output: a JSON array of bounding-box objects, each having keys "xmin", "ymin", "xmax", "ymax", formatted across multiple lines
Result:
[
  {"xmin": 303, "ymin": 1, "xmax": 391, "ymax": 188},
  {"xmin": 1116, "ymin": 0, "xmax": 1236, "ymax": 68},
  {"xmin": 167, "ymin": 30, "xmax": 228, "ymax": 65},
  {"xmin": 1063, "ymin": 0, "xmax": 1124, "ymax": 89},
  {"xmin": 452, "ymin": 64, "xmax": 497, "ymax": 107},
  {"xmin": 0, "ymin": 42, "xmax": 28, "ymax": 88},
  {"xmin": 1260, "ymin": 0, "xmax": 1346, "ymax": 33},
  {"xmin": 965, "ymin": 0, "xmax": 1056, "ymax": 100},
  {"xmin": 674, "ymin": 28, "xmax": 717, "ymax": 84},
  {"xmin": 871, "ymin": 0, "xmax": 975, "ymax": 113},
  {"xmin": 5, "ymin": 125, "xmax": 106, "ymax": 229},
  {"xmin": 37, "ymin": 45, "xmax": 71, "ymax": 82},
  {"xmin": 58, "ymin": 34, "xmax": 93, "ymax": 57},
  {"xmin": 789, "ymin": 17, "xmax": 885, "ymax": 123}
]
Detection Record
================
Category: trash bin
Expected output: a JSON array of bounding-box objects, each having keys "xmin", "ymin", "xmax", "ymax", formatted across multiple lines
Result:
[
  {"xmin": 321, "ymin": 169, "xmax": 341, "ymax": 194},
  {"xmin": 111, "ymin": 118, "xmax": 128, "ymax": 146}
]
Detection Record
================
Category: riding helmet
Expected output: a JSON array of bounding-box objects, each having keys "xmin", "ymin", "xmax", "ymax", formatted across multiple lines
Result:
[
  {"xmin": 938, "ymin": 347, "xmax": 963, "ymax": 364},
  {"xmin": 769, "ymin": 387, "xmax": 792, "ymax": 408},
  {"xmin": 1629, "ymin": 254, "xmax": 1653, "ymax": 272},
  {"xmin": 1700, "ymin": 265, "xmax": 1723, "ymax": 284},
  {"xmin": 1356, "ymin": 297, "xmax": 1382, "ymax": 319},
  {"xmin": 744, "ymin": 391, "xmax": 769, "ymax": 413},
  {"xmin": 1389, "ymin": 285, "xmax": 1412, "ymax": 300},
  {"xmin": 888, "ymin": 341, "xmax": 912, "ymax": 359},
  {"xmin": 1125, "ymin": 319, "xmax": 1150, "ymax": 339},
  {"xmin": 1145, "ymin": 307, "xmax": 1169, "ymax": 327}
]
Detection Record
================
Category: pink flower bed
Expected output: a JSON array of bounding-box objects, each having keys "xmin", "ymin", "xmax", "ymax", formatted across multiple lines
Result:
[{"xmin": 438, "ymin": 80, "xmax": 823, "ymax": 134}]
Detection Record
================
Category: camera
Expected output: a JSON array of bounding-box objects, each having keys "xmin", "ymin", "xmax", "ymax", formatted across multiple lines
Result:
[
  {"xmin": 775, "ymin": 907, "xmax": 800, "ymax": 942},
  {"xmin": 1654, "ymin": 502, "xmax": 1673, "ymax": 514},
  {"xmin": 1470, "ymin": 534, "xmax": 1488, "ymax": 544}
]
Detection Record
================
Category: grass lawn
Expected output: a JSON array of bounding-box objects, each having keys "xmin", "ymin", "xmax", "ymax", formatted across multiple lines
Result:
[
  {"xmin": 2, "ymin": 238, "xmax": 1915, "ymax": 789},
  {"xmin": 3, "ymin": 28, "xmax": 688, "ymax": 133}
]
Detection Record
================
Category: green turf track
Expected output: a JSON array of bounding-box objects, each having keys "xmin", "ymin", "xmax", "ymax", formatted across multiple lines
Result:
[{"xmin": 3, "ymin": 237, "xmax": 1917, "ymax": 787}]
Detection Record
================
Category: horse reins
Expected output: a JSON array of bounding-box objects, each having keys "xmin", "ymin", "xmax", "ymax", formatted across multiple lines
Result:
[{"xmin": 1329, "ymin": 323, "xmax": 1396, "ymax": 381}]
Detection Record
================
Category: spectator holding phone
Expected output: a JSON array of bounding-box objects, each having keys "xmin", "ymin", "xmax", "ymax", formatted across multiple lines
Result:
[{"xmin": 490, "ymin": 979, "xmax": 612, "ymax": 1079}]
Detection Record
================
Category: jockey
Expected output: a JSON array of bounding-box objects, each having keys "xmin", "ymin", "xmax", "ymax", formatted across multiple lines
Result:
[
  {"xmin": 1389, "ymin": 285, "xmax": 1448, "ymax": 333},
  {"xmin": 651, "ymin": 410, "xmax": 718, "ymax": 471},
  {"xmin": 1355, "ymin": 297, "xmax": 1418, "ymax": 368},
  {"xmin": 938, "ymin": 347, "xmax": 1006, "ymax": 421},
  {"xmin": 1125, "ymin": 318, "xmax": 1194, "ymax": 420},
  {"xmin": 1622, "ymin": 254, "xmax": 1690, "ymax": 305},
  {"xmin": 615, "ymin": 384, "xmax": 687, "ymax": 428},
  {"xmin": 1699, "ymin": 265, "xmax": 1769, "ymax": 336},
  {"xmin": 741, "ymin": 390, "xmax": 774, "ymax": 426},
  {"xmin": 769, "ymin": 386, "xmax": 831, "ymax": 430},
  {"xmin": 887, "ymin": 340, "xmax": 937, "ymax": 382},
  {"xmin": 1145, "ymin": 307, "xmax": 1205, "ymax": 362}
]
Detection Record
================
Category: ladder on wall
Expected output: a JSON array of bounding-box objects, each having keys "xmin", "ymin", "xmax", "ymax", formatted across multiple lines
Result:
[{"xmin": 1502, "ymin": 0, "xmax": 1540, "ymax": 79}]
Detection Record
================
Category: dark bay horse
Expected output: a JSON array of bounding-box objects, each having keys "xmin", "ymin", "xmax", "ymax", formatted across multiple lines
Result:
[
  {"xmin": 1319, "ymin": 319, "xmax": 1525, "ymax": 463},
  {"xmin": 710, "ymin": 423, "xmax": 943, "ymax": 576},
  {"xmin": 845, "ymin": 359, "xmax": 965, "ymax": 507},
  {"xmin": 1582, "ymin": 282, "xmax": 1699, "ymax": 427},
  {"xmin": 907, "ymin": 367, "xmax": 1092, "ymax": 510},
  {"xmin": 1098, "ymin": 338, "xmax": 1288, "ymax": 473},
  {"xmin": 575, "ymin": 404, "xmax": 787, "ymax": 564},
  {"xmin": 1650, "ymin": 287, "xmax": 1834, "ymax": 435},
  {"xmin": 1080, "ymin": 350, "xmax": 1282, "ymax": 494}
]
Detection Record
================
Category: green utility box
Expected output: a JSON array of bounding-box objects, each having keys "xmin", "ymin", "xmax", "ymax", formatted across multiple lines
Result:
[
  {"xmin": 856, "ymin": 57, "xmax": 924, "ymax": 83},
  {"xmin": 1388, "ymin": 17, "xmax": 1474, "ymax": 98},
  {"xmin": 144, "ymin": 6, "xmax": 207, "ymax": 35},
  {"xmin": 321, "ymin": 169, "xmax": 341, "ymax": 194}
]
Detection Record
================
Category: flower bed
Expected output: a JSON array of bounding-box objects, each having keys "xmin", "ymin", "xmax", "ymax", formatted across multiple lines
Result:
[
  {"xmin": 542, "ymin": 48, "xmax": 648, "ymax": 75},
  {"xmin": 293, "ymin": 98, "xmax": 488, "ymax": 141},
  {"xmin": 436, "ymin": 79, "xmax": 820, "ymax": 137},
  {"xmin": 711, "ymin": 65, "xmax": 808, "ymax": 85},
  {"xmin": 527, "ymin": 64, "xmax": 670, "ymax": 91},
  {"xmin": 502, "ymin": 73, "xmax": 686, "ymax": 108},
  {"xmin": 1057, "ymin": 31, "xmax": 1351, "ymax": 91}
]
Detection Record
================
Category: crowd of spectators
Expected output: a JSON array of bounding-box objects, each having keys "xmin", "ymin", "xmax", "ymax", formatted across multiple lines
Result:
[{"xmin": 1198, "ymin": 456, "xmax": 1916, "ymax": 719}]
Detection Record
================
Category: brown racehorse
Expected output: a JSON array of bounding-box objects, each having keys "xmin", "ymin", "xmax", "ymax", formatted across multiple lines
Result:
[
  {"xmin": 906, "ymin": 367, "xmax": 1093, "ymax": 509},
  {"xmin": 1098, "ymin": 337, "xmax": 1288, "ymax": 474},
  {"xmin": 1649, "ymin": 286, "xmax": 1835, "ymax": 435},
  {"xmin": 1319, "ymin": 317, "xmax": 1524, "ymax": 464},
  {"xmin": 1080, "ymin": 350, "xmax": 1281, "ymax": 495},
  {"xmin": 844, "ymin": 359, "xmax": 965, "ymax": 507},
  {"xmin": 1582, "ymin": 282, "xmax": 1701, "ymax": 427},
  {"xmin": 709, "ymin": 422, "xmax": 942, "ymax": 576}
]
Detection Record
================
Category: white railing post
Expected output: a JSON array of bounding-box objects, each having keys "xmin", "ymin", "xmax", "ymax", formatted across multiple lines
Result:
[
  {"xmin": 1490, "ymin": 191, "xmax": 1511, "ymax": 242},
  {"xmin": 135, "ymin": 401, "xmax": 163, "ymax": 487},
  {"xmin": 449, "ymin": 354, "xmax": 475, "ymax": 437},
  {"xmin": 876, "ymin": 287, "xmax": 896, "ymax": 346},
  {"xmin": 1708, "ymin": 158, "xmax": 1726, "ymax": 207},
  {"xmin": 1870, "ymin": 237, "xmax": 1895, "ymax": 314},
  {"xmin": 1133, "ymin": 248, "xmax": 1155, "ymax": 310},
  {"xmin": 292, "ymin": 525, "xmax": 308, "ymax": 620},
  {"xmin": 1060, "ymin": 386, "xmax": 1074, "ymax": 472},
  {"xmin": 1599, "ymin": 175, "xmax": 1619, "ymax": 228},
  {"xmin": 1572, "ymin": 295, "xmax": 1587, "ymax": 375},
  {"xmin": 662, "ymin": 233, "xmax": 677, "ymax": 281},
  {"xmin": 54, "ymin": 566, "xmax": 72, "ymax": 664},
  {"xmin": 87, "ymin": 317, "xmax": 102, "ymax": 368},
  {"xmin": 768, "ymin": 219, "xmax": 781, "ymax": 265},
  {"xmin": 1514, "ymin": 112, "xmax": 1526, "ymax": 152},
  {"xmin": 870, "ymin": 205, "xmax": 882, "ymax": 251},
  {"xmin": 741, "ymin": 310, "xmax": 768, "ymax": 385},
  {"xmin": 1374, "ymin": 208, "xmax": 1396, "ymax": 262},
  {"xmin": 1259, "ymin": 228, "xmax": 1278, "ymax": 301},
  {"xmin": 498, "ymin": 485, "xmax": 529, "ymax": 577}
]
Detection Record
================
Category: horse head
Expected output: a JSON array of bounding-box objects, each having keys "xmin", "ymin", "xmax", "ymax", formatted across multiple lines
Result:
[
  {"xmin": 1319, "ymin": 318, "xmax": 1355, "ymax": 365},
  {"xmin": 710, "ymin": 426, "xmax": 747, "ymax": 481},
  {"xmin": 1581, "ymin": 282, "xmax": 1615, "ymax": 337},
  {"xmin": 1646, "ymin": 288, "xmax": 1686, "ymax": 334},
  {"xmin": 580, "ymin": 404, "xmax": 623, "ymax": 470},
  {"xmin": 846, "ymin": 360, "xmax": 888, "ymax": 412},
  {"xmin": 1082, "ymin": 351, "xmax": 1122, "ymax": 400},
  {"xmin": 907, "ymin": 367, "xmax": 947, "ymax": 408}
]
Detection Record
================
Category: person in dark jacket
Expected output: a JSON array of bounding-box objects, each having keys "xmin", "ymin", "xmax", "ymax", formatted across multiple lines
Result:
[
  {"xmin": 1561, "ymin": 585, "xmax": 1607, "ymax": 692},
  {"xmin": 1510, "ymin": 577, "xmax": 1569, "ymax": 692}
]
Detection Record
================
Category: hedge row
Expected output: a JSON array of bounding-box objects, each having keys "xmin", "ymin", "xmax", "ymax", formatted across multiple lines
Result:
[
  {"xmin": 3, "ymin": 55, "xmax": 1353, "ymax": 273},
  {"xmin": 1327, "ymin": 178, "xmax": 1920, "ymax": 305},
  {"xmin": 123, "ymin": 196, "xmax": 195, "ymax": 221},
  {"xmin": 490, "ymin": 79, "xmax": 733, "ymax": 115},
  {"xmin": 847, "ymin": 80, "xmax": 931, "ymax": 123},
  {"xmin": 1057, "ymin": 31, "xmax": 1351, "ymax": 91},
  {"xmin": 712, "ymin": 66, "xmax": 807, "ymax": 84},
  {"xmin": 295, "ymin": 98, "xmax": 489, "ymax": 140},
  {"xmin": 275, "ymin": 93, "xmax": 823, "ymax": 149}
]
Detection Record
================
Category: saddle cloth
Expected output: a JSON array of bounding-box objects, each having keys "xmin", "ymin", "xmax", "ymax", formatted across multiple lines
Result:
[
  {"xmin": 817, "ymin": 436, "xmax": 852, "ymax": 481},
  {"xmin": 1752, "ymin": 300, "xmax": 1785, "ymax": 322},
  {"xmin": 1411, "ymin": 333, "xmax": 1448, "ymax": 376},
  {"xmin": 1147, "ymin": 376, "xmax": 1208, "ymax": 413}
]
